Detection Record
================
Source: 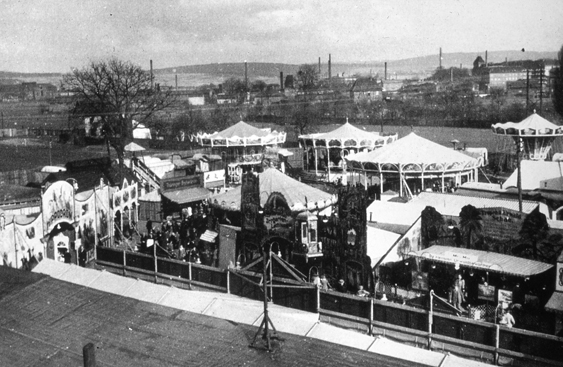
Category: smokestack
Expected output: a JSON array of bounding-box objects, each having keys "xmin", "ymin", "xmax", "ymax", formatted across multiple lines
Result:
[
  {"xmin": 280, "ymin": 71, "xmax": 284, "ymax": 91},
  {"xmin": 384, "ymin": 62, "xmax": 387, "ymax": 80},
  {"xmin": 485, "ymin": 50, "xmax": 488, "ymax": 67},
  {"xmin": 450, "ymin": 67, "xmax": 453, "ymax": 82},
  {"xmin": 244, "ymin": 61, "xmax": 248, "ymax": 89},
  {"xmin": 150, "ymin": 60, "xmax": 153, "ymax": 90},
  {"xmin": 439, "ymin": 47, "xmax": 442, "ymax": 69},
  {"xmin": 318, "ymin": 57, "xmax": 321, "ymax": 76},
  {"xmin": 460, "ymin": 63, "xmax": 462, "ymax": 69},
  {"xmin": 328, "ymin": 54, "xmax": 332, "ymax": 81}
]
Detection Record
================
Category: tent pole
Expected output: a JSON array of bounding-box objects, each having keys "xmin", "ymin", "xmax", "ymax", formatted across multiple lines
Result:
[
  {"xmin": 314, "ymin": 146, "xmax": 318, "ymax": 177},
  {"xmin": 399, "ymin": 165, "xmax": 403, "ymax": 198},
  {"xmin": 441, "ymin": 172, "xmax": 445, "ymax": 193},
  {"xmin": 327, "ymin": 143, "xmax": 331, "ymax": 182}
]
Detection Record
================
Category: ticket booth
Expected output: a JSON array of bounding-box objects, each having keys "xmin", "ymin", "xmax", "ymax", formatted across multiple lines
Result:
[{"xmin": 295, "ymin": 211, "xmax": 322, "ymax": 258}]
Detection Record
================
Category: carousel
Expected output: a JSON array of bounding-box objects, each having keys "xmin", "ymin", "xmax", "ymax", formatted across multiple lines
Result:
[
  {"xmin": 491, "ymin": 112, "xmax": 563, "ymax": 161},
  {"xmin": 298, "ymin": 120, "xmax": 398, "ymax": 182},
  {"xmin": 345, "ymin": 133, "xmax": 482, "ymax": 198},
  {"xmin": 196, "ymin": 121, "xmax": 286, "ymax": 184}
]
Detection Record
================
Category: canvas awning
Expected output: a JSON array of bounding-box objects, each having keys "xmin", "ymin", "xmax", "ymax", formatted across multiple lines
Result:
[
  {"xmin": 409, "ymin": 245, "xmax": 553, "ymax": 277},
  {"xmin": 200, "ymin": 230, "xmax": 218, "ymax": 243},
  {"xmin": 124, "ymin": 142, "xmax": 146, "ymax": 152},
  {"xmin": 545, "ymin": 291, "xmax": 563, "ymax": 313},
  {"xmin": 161, "ymin": 187, "xmax": 210, "ymax": 205}
]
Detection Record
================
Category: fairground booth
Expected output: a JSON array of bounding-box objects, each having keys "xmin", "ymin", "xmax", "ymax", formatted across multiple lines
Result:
[
  {"xmin": 210, "ymin": 168, "xmax": 336, "ymax": 271},
  {"xmin": 345, "ymin": 133, "xmax": 484, "ymax": 198},
  {"xmin": 1, "ymin": 177, "xmax": 139, "ymax": 270},
  {"xmin": 407, "ymin": 245, "xmax": 554, "ymax": 324},
  {"xmin": 196, "ymin": 121, "xmax": 286, "ymax": 184},
  {"xmin": 298, "ymin": 121, "xmax": 398, "ymax": 182}
]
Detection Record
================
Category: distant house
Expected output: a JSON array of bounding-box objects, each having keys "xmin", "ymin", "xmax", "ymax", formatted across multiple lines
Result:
[
  {"xmin": 506, "ymin": 79, "xmax": 541, "ymax": 98},
  {"xmin": 216, "ymin": 94, "xmax": 237, "ymax": 105},
  {"xmin": 399, "ymin": 82, "xmax": 437, "ymax": 99},
  {"xmin": 484, "ymin": 66, "xmax": 527, "ymax": 90},
  {"xmin": 171, "ymin": 90, "xmax": 206, "ymax": 105},
  {"xmin": 381, "ymin": 80, "xmax": 403, "ymax": 99},
  {"xmin": 0, "ymin": 82, "xmax": 57, "ymax": 102},
  {"xmin": 350, "ymin": 77, "xmax": 383, "ymax": 102}
]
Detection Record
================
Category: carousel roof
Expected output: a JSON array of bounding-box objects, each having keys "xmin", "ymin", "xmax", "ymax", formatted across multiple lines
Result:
[
  {"xmin": 491, "ymin": 112, "xmax": 563, "ymax": 136},
  {"xmin": 299, "ymin": 122, "xmax": 397, "ymax": 149},
  {"xmin": 196, "ymin": 120, "xmax": 286, "ymax": 147},
  {"xmin": 210, "ymin": 168, "xmax": 336, "ymax": 212},
  {"xmin": 345, "ymin": 133, "xmax": 479, "ymax": 172}
]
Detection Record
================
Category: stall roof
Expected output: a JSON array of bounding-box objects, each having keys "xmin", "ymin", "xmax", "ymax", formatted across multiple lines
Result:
[
  {"xmin": 545, "ymin": 291, "xmax": 563, "ymax": 314},
  {"xmin": 138, "ymin": 190, "xmax": 161, "ymax": 202},
  {"xmin": 161, "ymin": 187, "xmax": 210, "ymax": 204},
  {"xmin": 409, "ymin": 245, "xmax": 553, "ymax": 277},
  {"xmin": 210, "ymin": 168, "xmax": 335, "ymax": 212}
]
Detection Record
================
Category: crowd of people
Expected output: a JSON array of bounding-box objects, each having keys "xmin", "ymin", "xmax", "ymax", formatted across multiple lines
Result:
[
  {"xmin": 312, "ymin": 274, "xmax": 372, "ymax": 297},
  {"xmin": 138, "ymin": 203, "xmax": 218, "ymax": 266}
]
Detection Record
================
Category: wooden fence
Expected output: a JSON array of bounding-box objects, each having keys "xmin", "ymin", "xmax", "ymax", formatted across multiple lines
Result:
[{"xmin": 95, "ymin": 246, "xmax": 563, "ymax": 366}]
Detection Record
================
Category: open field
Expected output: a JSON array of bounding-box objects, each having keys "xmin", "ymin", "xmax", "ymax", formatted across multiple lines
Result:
[
  {"xmin": 3, "ymin": 123, "xmax": 563, "ymax": 173},
  {"xmin": 0, "ymin": 138, "xmax": 107, "ymax": 172}
]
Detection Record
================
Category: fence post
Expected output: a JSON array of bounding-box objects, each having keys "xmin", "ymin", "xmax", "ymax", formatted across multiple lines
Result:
[
  {"xmin": 122, "ymin": 250, "xmax": 127, "ymax": 277},
  {"xmin": 316, "ymin": 286, "xmax": 320, "ymax": 313},
  {"xmin": 428, "ymin": 290, "xmax": 434, "ymax": 350},
  {"xmin": 369, "ymin": 297, "xmax": 374, "ymax": 336},
  {"xmin": 153, "ymin": 243, "xmax": 158, "ymax": 283},
  {"xmin": 494, "ymin": 324, "xmax": 500, "ymax": 365},
  {"xmin": 189, "ymin": 261, "xmax": 192, "ymax": 282},
  {"xmin": 226, "ymin": 270, "xmax": 230, "ymax": 294},
  {"xmin": 82, "ymin": 342, "xmax": 96, "ymax": 367}
]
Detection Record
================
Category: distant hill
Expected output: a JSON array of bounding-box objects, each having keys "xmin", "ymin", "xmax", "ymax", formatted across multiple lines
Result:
[
  {"xmin": 330, "ymin": 50, "xmax": 559, "ymax": 78},
  {"xmin": 0, "ymin": 50, "xmax": 558, "ymax": 87},
  {"xmin": 156, "ymin": 62, "xmax": 301, "ymax": 79}
]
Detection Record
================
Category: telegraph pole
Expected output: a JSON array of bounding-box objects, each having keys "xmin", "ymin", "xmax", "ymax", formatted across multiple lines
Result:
[{"xmin": 526, "ymin": 69, "xmax": 530, "ymax": 113}]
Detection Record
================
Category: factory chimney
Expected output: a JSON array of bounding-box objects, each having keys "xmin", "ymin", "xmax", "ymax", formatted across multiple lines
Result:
[
  {"xmin": 244, "ymin": 61, "xmax": 248, "ymax": 89},
  {"xmin": 328, "ymin": 54, "xmax": 332, "ymax": 81},
  {"xmin": 318, "ymin": 57, "xmax": 321, "ymax": 76},
  {"xmin": 280, "ymin": 71, "xmax": 284, "ymax": 91},
  {"xmin": 150, "ymin": 60, "xmax": 154, "ymax": 90},
  {"xmin": 439, "ymin": 47, "xmax": 442, "ymax": 69},
  {"xmin": 485, "ymin": 50, "xmax": 488, "ymax": 67},
  {"xmin": 384, "ymin": 62, "xmax": 387, "ymax": 80}
]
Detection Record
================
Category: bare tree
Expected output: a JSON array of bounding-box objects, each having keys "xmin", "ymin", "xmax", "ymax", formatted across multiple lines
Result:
[
  {"xmin": 64, "ymin": 58, "xmax": 173, "ymax": 174},
  {"xmin": 296, "ymin": 64, "xmax": 319, "ymax": 91}
]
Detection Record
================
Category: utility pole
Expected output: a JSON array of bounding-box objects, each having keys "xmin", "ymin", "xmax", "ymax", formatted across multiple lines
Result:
[
  {"xmin": 526, "ymin": 69, "xmax": 530, "ymax": 113},
  {"xmin": 539, "ymin": 67, "xmax": 544, "ymax": 114}
]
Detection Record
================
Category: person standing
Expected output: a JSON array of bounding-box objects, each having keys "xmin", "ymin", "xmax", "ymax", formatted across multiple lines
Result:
[
  {"xmin": 500, "ymin": 308, "xmax": 516, "ymax": 328},
  {"xmin": 320, "ymin": 275, "xmax": 330, "ymax": 291},
  {"xmin": 452, "ymin": 273, "xmax": 466, "ymax": 311},
  {"xmin": 335, "ymin": 279, "xmax": 347, "ymax": 293}
]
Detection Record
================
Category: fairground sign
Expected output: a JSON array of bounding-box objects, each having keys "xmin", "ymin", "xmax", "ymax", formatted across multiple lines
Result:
[
  {"xmin": 42, "ymin": 181, "xmax": 75, "ymax": 233},
  {"xmin": 161, "ymin": 174, "xmax": 202, "ymax": 192}
]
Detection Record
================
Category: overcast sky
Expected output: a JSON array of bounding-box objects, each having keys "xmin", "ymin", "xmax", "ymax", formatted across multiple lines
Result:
[{"xmin": 1, "ymin": 0, "xmax": 562, "ymax": 73}]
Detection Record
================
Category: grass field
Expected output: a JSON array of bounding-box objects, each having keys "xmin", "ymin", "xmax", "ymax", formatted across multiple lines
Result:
[
  {"xmin": 2, "ymin": 123, "xmax": 563, "ymax": 173},
  {"xmin": 0, "ymin": 137, "xmax": 107, "ymax": 171}
]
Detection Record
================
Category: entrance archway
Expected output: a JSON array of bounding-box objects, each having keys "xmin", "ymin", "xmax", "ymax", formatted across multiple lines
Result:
[{"xmin": 46, "ymin": 222, "xmax": 75, "ymax": 263}]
